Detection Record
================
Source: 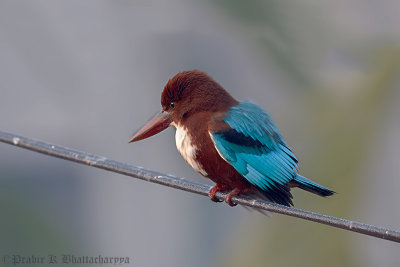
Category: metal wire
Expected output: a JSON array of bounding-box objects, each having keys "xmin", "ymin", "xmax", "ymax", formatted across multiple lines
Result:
[{"xmin": 1, "ymin": 130, "xmax": 399, "ymax": 243}]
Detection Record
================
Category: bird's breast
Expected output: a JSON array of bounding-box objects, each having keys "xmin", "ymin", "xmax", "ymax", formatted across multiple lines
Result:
[{"xmin": 175, "ymin": 124, "xmax": 208, "ymax": 176}]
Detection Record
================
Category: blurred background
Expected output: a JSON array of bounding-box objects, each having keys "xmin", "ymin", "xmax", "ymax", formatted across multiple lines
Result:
[{"xmin": 1, "ymin": 1, "xmax": 399, "ymax": 266}]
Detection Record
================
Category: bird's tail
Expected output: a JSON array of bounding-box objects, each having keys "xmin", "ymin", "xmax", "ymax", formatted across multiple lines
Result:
[{"xmin": 293, "ymin": 175, "xmax": 334, "ymax": 197}]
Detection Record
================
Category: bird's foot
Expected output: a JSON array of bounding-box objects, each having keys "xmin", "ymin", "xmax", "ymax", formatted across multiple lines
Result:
[
  {"xmin": 225, "ymin": 188, "xmax": 242, "ymax": 207},
  {"xmin": 209, "ymin": 184, "xmax": 228, "ymax": 202}
]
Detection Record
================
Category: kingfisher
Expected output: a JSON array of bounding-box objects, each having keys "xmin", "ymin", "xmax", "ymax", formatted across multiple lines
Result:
[{"xmin": 129, "ymin": 70, "xmax": 334, "ymax": 207}]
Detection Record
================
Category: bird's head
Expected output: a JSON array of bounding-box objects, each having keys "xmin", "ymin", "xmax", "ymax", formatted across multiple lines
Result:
[{"xmin": 129, "ymin": 70, "xmax": 237, "ymax": 142}]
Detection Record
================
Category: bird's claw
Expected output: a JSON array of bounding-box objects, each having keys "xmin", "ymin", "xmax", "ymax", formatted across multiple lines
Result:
[
  {"xmin": 225, "ymin": 196, "xmax": 238, "ymax": 207},
  {"xmin": 209, "ymin": 185, "xmax": 242, "ymax": 206},
  {"xmin": 224, "ymin": 188, "xmax": 241, "ymax": 207},
  {"xmin": 225, "ymin": 197, "xmax": 237, "ymax": 207},
  {"xmin": 208, "ymin": 184, "xmax": 228, "ymax": 203}
]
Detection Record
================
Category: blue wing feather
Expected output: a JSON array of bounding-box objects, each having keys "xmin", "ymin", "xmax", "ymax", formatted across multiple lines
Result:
[{"xmin": 210, "ymin": 101, "xmax": 298, "ymax": 192}]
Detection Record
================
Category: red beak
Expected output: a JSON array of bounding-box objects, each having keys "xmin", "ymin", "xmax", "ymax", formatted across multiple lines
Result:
[{"xmin": 129, "ymin": 111, "xmax": 171, "ymax": 143}]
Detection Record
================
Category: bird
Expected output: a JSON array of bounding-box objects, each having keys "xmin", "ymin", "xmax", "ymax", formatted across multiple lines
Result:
[{"xmin": 129, "ymin": 70, "xmax": 334, "ymax": 207}]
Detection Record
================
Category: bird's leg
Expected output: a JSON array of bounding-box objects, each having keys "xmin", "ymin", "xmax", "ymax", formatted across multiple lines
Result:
[
  {"xmin": 225, "ymin": 188, "xmax": 242, "ymax": 207},
  {"xmin": 209, "ymin": 184, "xmax": 228, "ymax": 202}
]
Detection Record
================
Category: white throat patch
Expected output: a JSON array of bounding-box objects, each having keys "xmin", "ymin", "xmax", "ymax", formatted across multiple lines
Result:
[{"xmin": 174, "ymin": 124, "xmax": 208, "ymax": 176}]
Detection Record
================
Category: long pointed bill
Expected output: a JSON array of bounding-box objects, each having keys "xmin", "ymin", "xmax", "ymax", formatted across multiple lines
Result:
[{"xmin": 129, "ymin": 111, "xmax": 171, "ymax": 143}]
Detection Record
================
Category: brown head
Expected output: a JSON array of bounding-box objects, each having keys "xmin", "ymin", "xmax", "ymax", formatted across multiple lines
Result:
[{"xmin": 129, "ymin": 70, "xmax": 238, "ymax": 142}]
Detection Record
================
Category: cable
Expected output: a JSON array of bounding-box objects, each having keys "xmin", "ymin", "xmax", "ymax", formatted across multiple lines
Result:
[{"xmin": 0, "ymin": 130, "xmax": 399, "ymax": 243}]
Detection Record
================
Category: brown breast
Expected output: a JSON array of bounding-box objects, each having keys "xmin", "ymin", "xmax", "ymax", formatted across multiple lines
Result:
[{"xmin": 182, "ymin": 112, "xmax": 252, "ymax": 189}]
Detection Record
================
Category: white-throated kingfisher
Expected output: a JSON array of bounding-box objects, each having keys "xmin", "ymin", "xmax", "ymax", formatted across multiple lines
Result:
[{"xmin": 129, "ymin": 70, "xmax": 334, "ymax": 207}]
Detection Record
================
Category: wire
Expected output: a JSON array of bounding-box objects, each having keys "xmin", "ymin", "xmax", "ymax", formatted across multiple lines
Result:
[{"xmin": 1, "ymin": 130, "xmax": 399, "ymax": 243}]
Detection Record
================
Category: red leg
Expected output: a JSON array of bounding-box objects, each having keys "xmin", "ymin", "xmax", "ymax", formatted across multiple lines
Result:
[
  {"xmin": 209, "ymin": 184, "xmax": 228, "ymax": 202},
  {"xmin": 225, "ymin": 188, "xmax": 242, "ymax": 207}
]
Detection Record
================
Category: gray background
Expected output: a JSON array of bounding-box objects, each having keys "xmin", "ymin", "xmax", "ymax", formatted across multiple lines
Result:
[{"xmin": 1, "ymin": 1, "xmax": 400, "ymax": 266}]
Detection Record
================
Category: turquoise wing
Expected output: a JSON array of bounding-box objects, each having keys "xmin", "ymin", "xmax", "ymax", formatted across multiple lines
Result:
[{"xmin": 209, "ymin": 102, "xmax": 298, "ymax": 205}]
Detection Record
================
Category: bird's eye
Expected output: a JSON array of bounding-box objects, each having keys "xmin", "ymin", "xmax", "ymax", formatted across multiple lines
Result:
[{"xmin": 170, "ymin": 102, "xmax": 175, "ymax": 108}]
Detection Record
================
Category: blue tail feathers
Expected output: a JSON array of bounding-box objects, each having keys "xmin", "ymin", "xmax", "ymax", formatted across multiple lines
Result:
[{"xmin": 294, "ymin": 175, "xmax": 334, "ymax": 197}]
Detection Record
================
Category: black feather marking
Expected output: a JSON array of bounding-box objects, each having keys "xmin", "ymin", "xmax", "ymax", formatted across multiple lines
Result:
[
  {"xmin": 218, "ymin": 129, "xmax": 265, "ymax": 148},
  {"xmin": 259, "ymin": 182, "xmax": 293, "ymax": 206}
]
